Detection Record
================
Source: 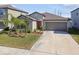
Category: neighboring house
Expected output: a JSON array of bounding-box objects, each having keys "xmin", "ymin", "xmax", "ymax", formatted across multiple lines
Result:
[
  {"xmin": 29, "ymin": 12, "xmax": 69, "ymax": 31},
  {"xmin": 0, "ymin": 5, "xmax": 28, "ymax": 31},
  {"xmin": 71, "ymin": 8, "xmax": 79, "ymax": 29}
]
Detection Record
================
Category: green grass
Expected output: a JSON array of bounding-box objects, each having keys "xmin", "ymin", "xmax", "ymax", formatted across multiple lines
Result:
[
  {"xmin": 0, "ymin": 33, "xmax": 41, "ymax": 50},
  {"xmin": 68, "ymin": 28, "xmax": 79, "ymax": 44}
]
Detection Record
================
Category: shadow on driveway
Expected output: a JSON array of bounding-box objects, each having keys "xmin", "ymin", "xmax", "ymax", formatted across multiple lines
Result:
[{"xmin": 54, "ymin": 31, "xmax": 68, "ymax": 34}]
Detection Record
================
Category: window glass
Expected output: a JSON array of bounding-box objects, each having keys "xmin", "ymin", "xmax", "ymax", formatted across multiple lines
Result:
[
  {"xmin": 74, "ymin": 21, "xmax": 77, "ymax": 25},
  {"xmin": 76, "ymin": 13, "xmax": 78, "ymax": 16},
  {"xmin": 0, "ymin": 9, "xmax": 5, "ymax": 15}
]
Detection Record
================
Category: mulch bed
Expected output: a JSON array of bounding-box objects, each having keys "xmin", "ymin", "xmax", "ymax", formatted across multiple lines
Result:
[{"xmin": 32, "ymin": 32, "xmax": 43, "ymax": 34}]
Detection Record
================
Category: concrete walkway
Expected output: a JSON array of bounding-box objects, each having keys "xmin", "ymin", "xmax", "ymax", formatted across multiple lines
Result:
[
  {"xmin": 0, "ymin": 46, "xmax": 29, "ymax": 55},
  {"xmin": 29, "ymin": 31, "xmax": 79, "ymax": 55}
]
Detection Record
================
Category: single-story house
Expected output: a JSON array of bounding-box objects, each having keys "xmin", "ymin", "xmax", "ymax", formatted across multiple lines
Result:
[
  {"xmin": 0, "ymin": 5, "xmax": 71, "ymax": 32},
  {"xmin": 29, "ymin": 12, "xmax": 69, "ymax": 31}
]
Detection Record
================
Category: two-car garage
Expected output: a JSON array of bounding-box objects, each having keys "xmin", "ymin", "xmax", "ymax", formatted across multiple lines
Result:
[
  {"xmin": 44, "ymin": 22, "xmax": 67, "ymax": 31},
  {"xmin": 42, "ymin": 12, "xmax": 68, "ymax": 31}
]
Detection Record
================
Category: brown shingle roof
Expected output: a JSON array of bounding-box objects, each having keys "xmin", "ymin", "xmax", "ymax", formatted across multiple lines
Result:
[
  {"xmin": 42, "ymin": 12, "xmax": 68, "ymax": 21},
  {"xmin": 0, "ymin": 5, "xmax": 28, "ymax": 13}
]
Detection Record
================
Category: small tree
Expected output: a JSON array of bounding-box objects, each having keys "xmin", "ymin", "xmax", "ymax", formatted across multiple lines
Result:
[
  {"xmin": 3, "ymin": 19, "xmax": 9, "ymax": 27},
  {"xmin": 11, "ymin": 16, "xmax": 27, "ymax": 32},
  {"xmin": 3, "ymin": 14, "xmax": 29, "ymax": 37}
]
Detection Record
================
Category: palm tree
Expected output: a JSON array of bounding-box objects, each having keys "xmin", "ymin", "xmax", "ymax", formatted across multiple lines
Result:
[
  {"xmin": 11, "ymin": 16, "xmax": 27, "ymax": 32},
  {"xmin": 10, "ymin": 15, "xmax": 29, "ymax": 37},
  {"xmin": 3, "ymin": 19, "xmax": 9, "ymax": 27},
  {"xmin": 2, "ymin": 14, "xmax": 28, "ymax": 37}
]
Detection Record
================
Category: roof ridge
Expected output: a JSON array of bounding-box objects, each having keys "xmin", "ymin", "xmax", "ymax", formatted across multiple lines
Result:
[
  {"xmin": 0, "ymin": 4, "xmax": 28, "ymax": 13},
  {"xmin": 42, "ymin": 12, "xmax": 66, "ymax": 18}
]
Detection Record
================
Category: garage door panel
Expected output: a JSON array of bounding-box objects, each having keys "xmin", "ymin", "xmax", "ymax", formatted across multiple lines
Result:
[{"xmin": 45, "ymin": 22, "xmax": 67, "ymax": 31}]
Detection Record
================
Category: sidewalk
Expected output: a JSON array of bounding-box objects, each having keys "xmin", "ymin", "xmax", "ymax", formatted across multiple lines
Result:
[{"xmin": 0, "ymin": 46, "xmax": 29, "ymax": 55}]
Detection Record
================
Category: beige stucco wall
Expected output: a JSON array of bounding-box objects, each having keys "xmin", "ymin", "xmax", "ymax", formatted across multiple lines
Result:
[
  {"xmin": 8, "ymin": 9, "xmax": 27, "ymax": 18},
  {"xmin": 32, "ymin": 21, "xmax": 37, "ymax": 31},
  {"xmin": 7, "ymin": 9, "xmax": 27, "ymax": 29},
  {"xmin": 28, "ymin": 19, "xmax": 32, "ymax": 31}
]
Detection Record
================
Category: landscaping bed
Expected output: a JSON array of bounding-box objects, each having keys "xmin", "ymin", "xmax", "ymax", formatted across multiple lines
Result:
[
  {"xmin": 68, "ymin": 28, "xmax": 79, "ymax": 44},
  {"xmin": 0, "ymin": 15, "xmax": 43, "ymax": 50},
  {"xmin": 0, "ymin": 33, "xmax": 41, "ymax": 50}
]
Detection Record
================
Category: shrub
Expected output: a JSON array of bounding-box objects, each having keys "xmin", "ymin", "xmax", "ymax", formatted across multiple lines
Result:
[
  {"xmin": 27, "ymin": 30, "xmax": 31, "ymax": 33},
  {"xmin": 11, "ymin": 27, "xmax": 16, "ymax": 32},
  {"xmin": 0, "ymin": 31, "xmax": 3, "ymax": 34},
  {"xmin": 34, "ymin": 29, "xmax": 36, "ymax": 32},
  {"xmin": 39, "ymin": 26, "xmax": 43, "ymax": 30},
  {"xmin": 37, "ymin": 26, "xmax": 43, "ymax": 31},
  {"xmin": 1, "ymin": 27, "xmax": 10, "ymax": 34},
  {"xmin": 2, "ymin": 31, "xmax": 9, "ymax": 34},
  {"xmin": 68, "ymin": 27, "xmax": 79, "ymax": 34},
  {"xmin": 3, "ymin": 27, "xmax": 9, "ymax": 31}
]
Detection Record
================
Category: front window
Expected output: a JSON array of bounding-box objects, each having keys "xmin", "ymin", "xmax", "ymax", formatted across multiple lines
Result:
[
  {"xmin": 0, "ymin": 12, "xmax": 3, "ymax": 15},
  {"xmin": 76, "ymin": 13, "xmax": 78, "ymax": 16},
  {"xmin": 0, "ymin": 9, "xmax": 5, "ymax": 16},
  {"xmin": 74, "ymin": 22, "xmax": 77, "ymax": 25},
  {"xmin": 0, "ymin": 9, "xmax": 6, "ymax": 19}
]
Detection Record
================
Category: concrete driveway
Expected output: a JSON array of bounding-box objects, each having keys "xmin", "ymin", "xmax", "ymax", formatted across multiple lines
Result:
[{"xmin": 29, "ymin": 31, "xmax": 79, "ymax": 55}]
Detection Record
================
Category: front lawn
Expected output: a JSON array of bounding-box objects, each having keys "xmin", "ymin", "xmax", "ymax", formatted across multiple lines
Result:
[
  {"xmin": 68, "ymin": 28, "xmax": 79, "ymax": 44},
  {"xmin": 0, "ymin": 33, "xmax": 41, "ymax": 50}
]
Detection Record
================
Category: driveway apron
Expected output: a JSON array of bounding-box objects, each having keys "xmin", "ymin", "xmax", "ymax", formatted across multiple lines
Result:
[
  {"xmin": 54, "ymin": 31, "xmax": 79, "ymax": 55},
  {"xmin": 29, "ymin": 31, "xmax": 79, "ymax": 55}
]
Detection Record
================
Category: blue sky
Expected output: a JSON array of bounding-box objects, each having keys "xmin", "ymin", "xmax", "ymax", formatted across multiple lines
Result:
[{"xmin": 12, "ymin": 4, "xmax": 79, "ymax": 18}]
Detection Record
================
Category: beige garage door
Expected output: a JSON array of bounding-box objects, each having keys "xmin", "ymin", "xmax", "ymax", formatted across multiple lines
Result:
[{"xmin": 45, "ymin": 22, "xmax": 67, "ymax": 31}]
